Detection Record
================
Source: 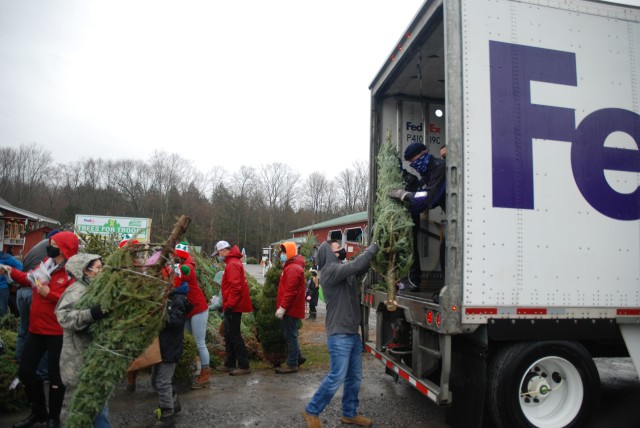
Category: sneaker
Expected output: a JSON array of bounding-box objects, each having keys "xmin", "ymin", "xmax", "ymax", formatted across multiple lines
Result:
[
  {"xmin": 302, "ymin": 410, "xmax": 322, "ymax": 428},
  {"xmin": 275, "ymin": 364, "xmax": 298, "ymax": 374},
  {"xmin": 298, "ymin": 356, "xmax": 307, "ymax": 367},
  {"xmin": 340, "ymin": 415, "xmax": 373, "ymax": 426},
  {"xmin": 216, "ymin": 365, "xmax": 234, "ymax": 373},
  {"xmin": 229, "ymin": 367, "xmax": 251, "ymax": 376}
]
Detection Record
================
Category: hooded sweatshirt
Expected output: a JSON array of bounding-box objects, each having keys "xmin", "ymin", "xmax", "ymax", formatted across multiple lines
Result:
[
  {"xmin": 276, "ymin": 242, "xmax": 307, "ymax": 319},
  {"xmin": 55, "ymin": 253, "xmax": 102, "ymax": 389},
  {"xmin": 12, "ymin": 231, "xmax": 79, "ymax": 335},
  {"xmin": 316, "ymin": 241, "xmax": 378, "ymax": 336},
  {"xmin": 221, "ymin": 245, "xmax": 253, "ymax": 313}
]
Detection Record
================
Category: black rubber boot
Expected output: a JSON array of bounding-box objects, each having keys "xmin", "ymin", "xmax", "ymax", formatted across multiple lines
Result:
[
  {"xmin": 13, "ymin": 380, "xmax": 48, "ymax": 428},
  {"xmin": 152, "ymin": 408, "xmax": 175, "ymax": 428},
  {"xmin": 46, "ymin": 383, "xmax": 65, "ymax": 428}
]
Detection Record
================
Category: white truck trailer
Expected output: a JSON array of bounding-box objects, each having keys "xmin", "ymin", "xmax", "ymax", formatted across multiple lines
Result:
[{"xmin": 362, "ymin": 1, "xmax": 640, "ymax": 427}]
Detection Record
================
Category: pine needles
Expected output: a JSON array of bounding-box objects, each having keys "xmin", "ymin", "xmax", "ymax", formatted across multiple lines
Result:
[{"xmin": 371, "ymin": 132, "xmax": 414, "ymax": 311}]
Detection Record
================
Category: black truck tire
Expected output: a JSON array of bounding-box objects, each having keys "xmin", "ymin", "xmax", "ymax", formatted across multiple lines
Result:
[{"xmin": 487, "ymin": 341, "xmax": 600, "ymax": 428}]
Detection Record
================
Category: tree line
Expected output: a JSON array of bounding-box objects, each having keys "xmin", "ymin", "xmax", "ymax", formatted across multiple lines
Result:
[{"xmin": 0, "ymin": 143, "xmax": 369, "ymax": 257}]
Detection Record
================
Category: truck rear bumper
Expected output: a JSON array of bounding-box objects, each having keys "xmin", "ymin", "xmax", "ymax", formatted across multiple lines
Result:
[{"xmin": 364, "ymin": 341, "xmax": 443, "ymax": 404}]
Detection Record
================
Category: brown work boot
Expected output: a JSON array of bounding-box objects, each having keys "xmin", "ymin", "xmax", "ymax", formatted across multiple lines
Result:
[
  {"xmin": 190, "ymin": 367, "xmax": 211, "ymax": 389},
  {"xmin": 229, "ymin": 367, "xmax": 251, "ymax": 376},
  {"xmin": 302, "ymin": 410, "xmax": 322, "ymax": 428},
  {"xmin": 216, "ymin": 365, "xmax": 234, "ymax": 373},
  {"xmin": 275, "ymin": 364, "xmax": 298, "ymax": 374},
  {"xmin": 340, "ymin": 415, "xmax": 373, "ymax": 426}
]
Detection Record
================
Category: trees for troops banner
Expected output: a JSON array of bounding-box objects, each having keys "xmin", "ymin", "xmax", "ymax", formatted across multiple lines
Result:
[{"xmin": 74, "ymin": 214, "xmax": 152, "ymax": 242}]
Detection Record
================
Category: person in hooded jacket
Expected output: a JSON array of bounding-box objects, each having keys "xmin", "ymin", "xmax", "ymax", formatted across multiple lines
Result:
[
  {"xmin": 274, "ymin": 242, "xmax": 307, "ymax": 374},
  {"xmin": 212, "ymin": 240, "xmax": 253, "ymax": 376},
  {"xmin": 55, "ymin": 253, "xmax": 110, "ymax": 427},
  {"xmin": 0, "ymin": 231, "xmax": 79, "ymax": 428},
  {"xmin": 302, "ymin": 239, "xmax": 378, "ymax": 428},
  {"xmin": 171, "ymin": 242, "xmax": 210, "ymax": 389}
]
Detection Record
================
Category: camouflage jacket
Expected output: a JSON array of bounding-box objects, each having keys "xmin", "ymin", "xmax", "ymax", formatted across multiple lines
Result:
[{"xmin": 54, "ymin": 253, "xmax": 102, "ymax": 389}]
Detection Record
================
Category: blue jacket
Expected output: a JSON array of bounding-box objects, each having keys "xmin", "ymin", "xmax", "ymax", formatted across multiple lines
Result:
[{"xmin": 0, "ymin": 252, "xmax": 22, "ymax": 290}]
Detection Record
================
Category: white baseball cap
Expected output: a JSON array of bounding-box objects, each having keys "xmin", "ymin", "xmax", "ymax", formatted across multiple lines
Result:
[{"xmin": 212, "ymin": 240, "xmax": 231, "ymax": 257}]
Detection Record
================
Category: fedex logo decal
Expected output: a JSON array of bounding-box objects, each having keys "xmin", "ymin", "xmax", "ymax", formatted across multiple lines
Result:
[{"xmin": 489, "ymin": 41, "xmax": 640, "ymax": 221}]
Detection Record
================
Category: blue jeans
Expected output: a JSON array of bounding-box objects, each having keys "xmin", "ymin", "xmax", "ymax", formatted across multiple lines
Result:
[
  {"xmin": 305, "ymin": 333, "xmax": 363, "ymax": 418},
  {"xmin": 282, "ymin": 316, "xmax": 304, "ymax": 367},
  {"xmin": 94, "ymin": 403, "xmax": 111, "ymax": 428},
  {"xmin": 186, "ymin": 310, "xmax": 210, "ymax": 367},
  {"xmin": 16, "ymin": 287, "xmax": 48, "ymax": 379},
  {"xmin": 0, "ymin": 287, "xmax": 9, "ymax": 318}
]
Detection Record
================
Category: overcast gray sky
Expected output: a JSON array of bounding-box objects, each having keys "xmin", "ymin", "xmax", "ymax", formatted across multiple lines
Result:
[{"xmin": 0, "ymin": 0, "xmax": 424, "ymax": 180}]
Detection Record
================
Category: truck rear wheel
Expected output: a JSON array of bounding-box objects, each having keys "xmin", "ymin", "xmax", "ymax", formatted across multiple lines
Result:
[{"xmin": 487, "ymin": 341, "xmax": 600, "ymax": 428}]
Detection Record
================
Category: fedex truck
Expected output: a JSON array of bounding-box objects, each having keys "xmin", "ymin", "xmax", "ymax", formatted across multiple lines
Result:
[{"xmin": 362, "ymin": 1, "xmax": 640, "ymax": 427}]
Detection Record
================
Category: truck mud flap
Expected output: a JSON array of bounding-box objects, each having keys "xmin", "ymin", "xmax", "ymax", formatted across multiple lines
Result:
[{"xmin": 364, "ymin": 342, "xmax": 441, "ymax": 404}]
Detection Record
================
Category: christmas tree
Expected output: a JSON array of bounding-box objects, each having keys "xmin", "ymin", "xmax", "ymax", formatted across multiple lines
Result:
[
  {"xmin": 371, "ymin": 132, "xmax": 414, "ymax": 311},
  {"xmin": 65, "ymin": 216, "xmax": 190, "ymax": 427}
]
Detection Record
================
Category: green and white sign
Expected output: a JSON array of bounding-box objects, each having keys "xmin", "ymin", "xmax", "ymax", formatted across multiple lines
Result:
[{"xmin": 74, "ymin": 214, "xmax": 152, "ymax": 242}]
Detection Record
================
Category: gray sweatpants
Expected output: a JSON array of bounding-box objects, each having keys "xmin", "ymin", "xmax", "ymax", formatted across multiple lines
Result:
[{"xmin": 151, "ymin": 362, "xmax": 176, "ymax": 409}]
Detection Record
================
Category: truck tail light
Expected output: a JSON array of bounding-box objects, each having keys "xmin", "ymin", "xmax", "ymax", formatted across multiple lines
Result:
[
  {"xmin": 426, "ymin": 310, "xmax": 433, "ymax": 325},
  {"xmin": 436, "ymin": 312, "xmax": 441, "ymax": 327}
]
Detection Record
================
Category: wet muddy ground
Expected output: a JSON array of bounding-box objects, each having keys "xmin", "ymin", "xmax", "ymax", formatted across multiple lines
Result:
[{"xmin": 1, "ymin": 264, "xmax": 639, "ymax": 427}]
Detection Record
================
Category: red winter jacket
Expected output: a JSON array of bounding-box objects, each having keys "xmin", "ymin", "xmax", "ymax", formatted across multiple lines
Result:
[
  {"xmin": 172, "ymin": 255, "xmax": 208, "ymax": 318},
  {"xmin": 276, "ymin": 243, "xmax": 307, "ymax": 319},
  {"xmin": 221, "ymin": 246, "xmax": 253, "ymax": 313},
  {"xmin": 12, "ymin": 231, "xmax": 79, "ymax": 335}
]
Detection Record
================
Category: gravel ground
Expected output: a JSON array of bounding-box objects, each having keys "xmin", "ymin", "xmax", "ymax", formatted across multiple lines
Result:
[{"xmin": 2, "ymin": 264, "xmax": 638, "ymax": 428}]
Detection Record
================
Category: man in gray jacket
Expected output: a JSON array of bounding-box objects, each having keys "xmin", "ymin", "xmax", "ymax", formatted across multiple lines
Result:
[{"xmin": 303, "ymin": 240, "xmax": 378, "ymax": 428}]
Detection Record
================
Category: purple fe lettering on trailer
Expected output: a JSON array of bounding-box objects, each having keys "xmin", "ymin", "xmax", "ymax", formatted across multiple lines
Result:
[{"xmin": 489, "ymin": 41, "xmax": 640, "ymax": 220}]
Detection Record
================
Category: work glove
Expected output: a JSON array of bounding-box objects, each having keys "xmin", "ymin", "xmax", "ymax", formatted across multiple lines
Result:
[
  {"xmin": 387, "ymin": 189, "xmax": 411, "ymax": 202},
  {"xmin": 275, "ymin": 307, "xmax": 286, "ymax": 319},
  {"xmin": 0, "ymin": 265, "xmax": 12, "ymax": 275},
  {"xmin": 90, "ymin": 304, "xmax": 107, "ymax": 321},
  {"xmin": 174, "ymin": 281, "xmax": 189, "ymax": 295}
]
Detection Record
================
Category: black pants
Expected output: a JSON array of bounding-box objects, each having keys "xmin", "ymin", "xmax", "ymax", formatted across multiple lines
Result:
[
  {"xmin": 19, "ymin": 333, "xmax": 65, "ymax": 418},
  {"xmin": 223, "ymin": 312, "xmax": 249, "ymax": 369}
]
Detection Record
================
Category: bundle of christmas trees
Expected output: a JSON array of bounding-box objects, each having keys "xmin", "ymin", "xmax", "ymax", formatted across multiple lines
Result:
[
  {"xmin": 371, "ymin": 133, "xmax": 414, "ymax": 311},
  {"xmin": 65, "ymin": 216, "xmax": 190, "ymax": 427}
]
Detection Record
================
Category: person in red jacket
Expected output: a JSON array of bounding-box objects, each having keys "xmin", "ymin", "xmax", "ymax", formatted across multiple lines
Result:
[
  {"xmin": 172, "ymin": 242, "xmax": 210, "ymax": 389},
  {"xmin": 0, "ymin": 231, "xmax": 79, "ymax": 428},
  {"xmin": 275, "ymin": 241, "xmax": 307, "ymax": 374},
  {"xmin": 212, "ymin": 240, "xmax": 253, "ymax": 376}
]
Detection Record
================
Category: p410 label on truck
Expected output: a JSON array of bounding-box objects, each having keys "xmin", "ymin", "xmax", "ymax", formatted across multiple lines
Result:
[{"xmin": 363, "ymin": 1, "xmax": 640, "ymax": 427}]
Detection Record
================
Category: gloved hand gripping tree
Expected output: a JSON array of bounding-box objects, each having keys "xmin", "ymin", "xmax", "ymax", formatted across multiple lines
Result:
[{"xmin": 371, "ymin": 133, "xmax": 414, "ymax": 311}]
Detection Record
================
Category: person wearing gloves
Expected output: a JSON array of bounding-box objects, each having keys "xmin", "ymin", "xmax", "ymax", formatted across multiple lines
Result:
[
  {"xmin": 303, "ymin": 239, "xmax": 379, "ymax": 428},
  {"xmin": 172, "ymin": 242, "xmax": 210, "ymax": 389},
  {"xmin": 208, "ymin": 271, "xmax": 224, "ymax": 312},
  {"xmin": 55, "ymin": 253, "xmax": 110, "ymax": 427},
  {"xmin": 0, "ymin": 231, "xmax": 79, "ymax": 428},
  {"xmin": 212, "ymin": 240, "xmax": 253, "ymax": 376},
  {"xmin": 274, "ymin": 242, "xmax": 307, "ymax": 374},
  {"xmin": 387, "ymin": 142, "xmax": 446, "ymax": 291}
]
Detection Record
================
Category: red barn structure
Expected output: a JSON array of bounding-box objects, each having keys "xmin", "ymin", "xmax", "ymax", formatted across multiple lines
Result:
[
  {"xmin": 0, "ymin": 196, "xmax": 60, "ymax": 258},
  {"xmin": 291, "ymin": 211, "xmax": 368, "ymax": 260}
]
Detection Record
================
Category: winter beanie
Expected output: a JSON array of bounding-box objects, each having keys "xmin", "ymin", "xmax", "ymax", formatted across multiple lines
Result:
[
  {"xmin": 404, "ymin": 142, "xmax": 427, "ymax": 161},
  {"xmin": 175, "ymin": 241, "xmax": 189, "ymax": 259}
]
